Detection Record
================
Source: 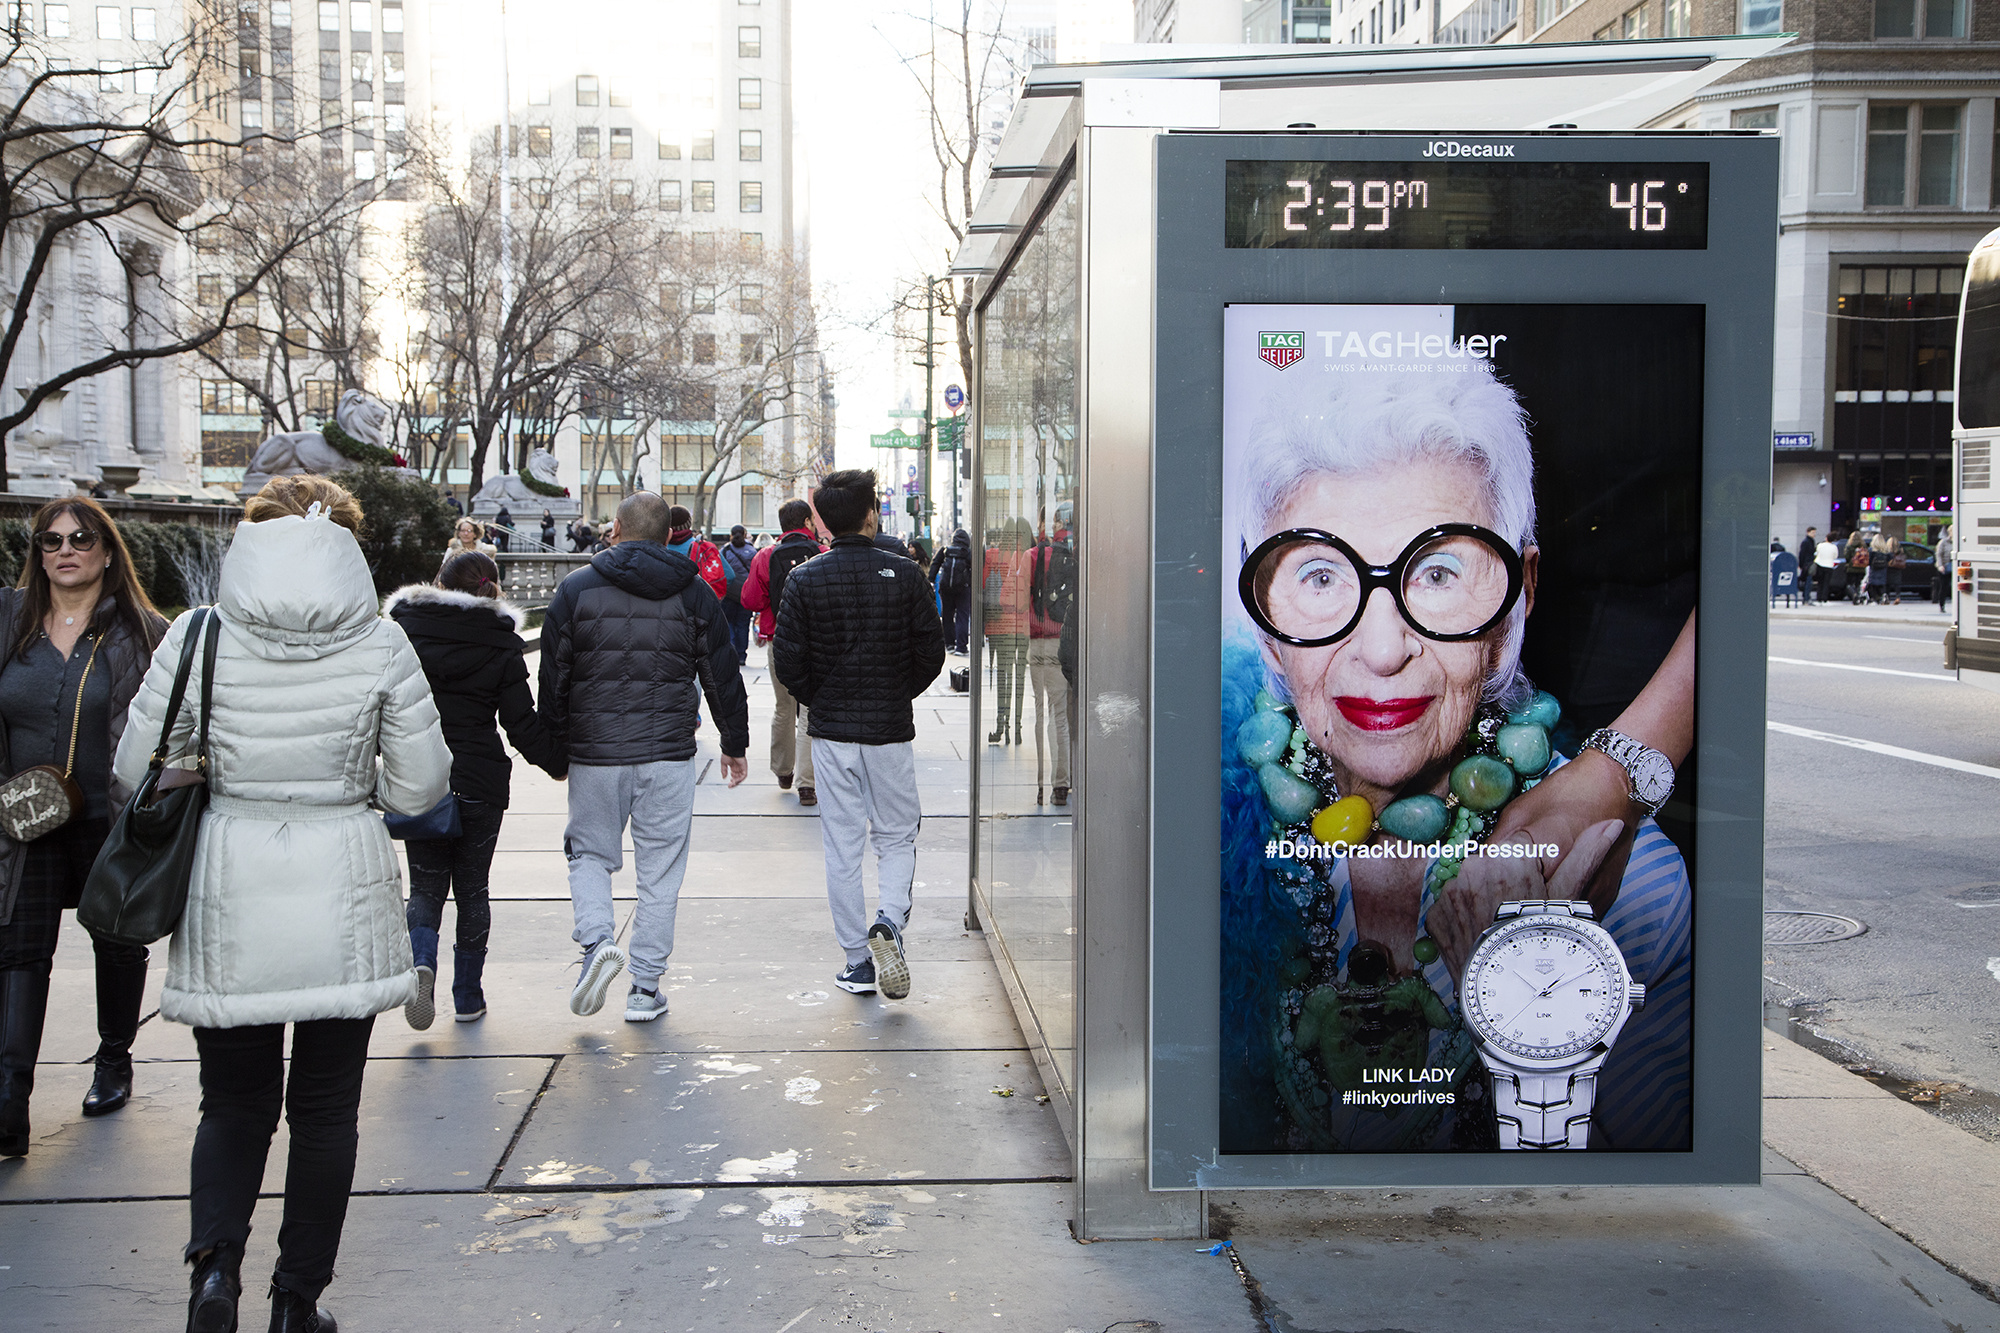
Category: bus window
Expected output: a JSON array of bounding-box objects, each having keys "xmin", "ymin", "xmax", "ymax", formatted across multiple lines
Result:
[{"xmin": 1959, "ymin": 239, "xmax": 2000, "ymax": 430}]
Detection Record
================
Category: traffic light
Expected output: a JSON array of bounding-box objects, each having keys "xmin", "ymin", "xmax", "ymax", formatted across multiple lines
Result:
[{"xmin": 906, "ymin": 494, "xmax": 920, "ymax": 516}]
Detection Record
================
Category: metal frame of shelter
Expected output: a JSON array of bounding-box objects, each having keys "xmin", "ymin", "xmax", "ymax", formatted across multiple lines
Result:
[{"xmin": 952, "ymin": 37, "xmax": 1788, "ymax": 1242}]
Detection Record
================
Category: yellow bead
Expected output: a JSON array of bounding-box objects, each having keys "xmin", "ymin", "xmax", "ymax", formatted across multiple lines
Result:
[{"xmin": 1311, "ymin": 795, "xmax": 1374, "ymax": 848}]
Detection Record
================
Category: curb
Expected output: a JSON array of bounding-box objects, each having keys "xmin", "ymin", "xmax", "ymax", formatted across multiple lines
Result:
[{"xmin": 1770, "ymin": 609, "xmax": 1948, "ymax": 629}]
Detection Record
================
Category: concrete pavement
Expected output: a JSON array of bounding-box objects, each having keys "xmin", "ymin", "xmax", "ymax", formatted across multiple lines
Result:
[{"xmin": 2, "ymin": 645, "xmax": 1997, "ymax": 1330}]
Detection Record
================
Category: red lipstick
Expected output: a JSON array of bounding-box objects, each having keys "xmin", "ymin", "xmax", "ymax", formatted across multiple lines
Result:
[{"xmin": 1334, "ymin": 696, "xmax": 1435, "ymax": 731}]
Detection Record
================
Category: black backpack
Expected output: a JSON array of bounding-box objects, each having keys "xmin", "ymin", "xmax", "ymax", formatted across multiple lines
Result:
[
  {"xmin": 720, "ymin": 543, "xmax": 754, "ymax": 603},
  {"xmin": 1031, "ymin": 542, "xmax": 1075, "ymax": 625},
  {"xmin": 767, "ymin": 535, "xmax": 818, "ymax": 610},
  {"xmin": 937, "ymin": 546, "xmax": 970, "ymax": 595}
]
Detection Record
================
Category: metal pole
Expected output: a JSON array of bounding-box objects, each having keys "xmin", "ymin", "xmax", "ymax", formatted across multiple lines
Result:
[
  {"xmin": 922, "ymin": 278, "xmax": 935, "ymax": 546},
  {"xmin": 497, "ymin": 0, "xmax": 513, "ymax": 475}
]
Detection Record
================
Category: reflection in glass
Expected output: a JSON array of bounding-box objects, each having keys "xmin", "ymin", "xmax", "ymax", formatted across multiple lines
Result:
[{"xmin": 977, "ymin": 174, "xmax": 1079, "ymax": 1107}]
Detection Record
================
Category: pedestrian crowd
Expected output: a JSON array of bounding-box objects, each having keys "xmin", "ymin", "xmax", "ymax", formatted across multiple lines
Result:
[
  {"xmin": 0, "ymin": 468, "xmax": 943, "ymax": 1333},
  {"xmin": 1781, "ymin": 523, "xmax": 1951, "ymax": 610}
]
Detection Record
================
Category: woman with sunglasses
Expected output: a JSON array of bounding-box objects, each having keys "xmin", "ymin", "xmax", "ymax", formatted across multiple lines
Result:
[
  {"xmin": 0, "ymin": 499, "xmax": 168, "ymax": 1157},
  {"xmin": 1224, "ymin": 365, "xmax": 1695, "ymax": 1153}
]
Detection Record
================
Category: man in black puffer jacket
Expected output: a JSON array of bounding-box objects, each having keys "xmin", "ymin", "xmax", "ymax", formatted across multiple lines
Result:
[
  {"xmin": 539, "ymin": 491, "xmax": 750, "ymax": 1024},
  {"xmin": 773, "ymin": 470, "xmax": 945, "ymax": 1001}
]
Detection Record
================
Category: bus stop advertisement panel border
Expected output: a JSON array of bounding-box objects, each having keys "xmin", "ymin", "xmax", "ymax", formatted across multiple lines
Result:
[{"xmin": 1150, "ymin": 132, "xmax": 1778, "ymax": 1190}]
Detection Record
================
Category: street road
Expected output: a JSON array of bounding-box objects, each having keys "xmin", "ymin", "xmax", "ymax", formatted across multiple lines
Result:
[{"xmin": 1763, "ymin": 612, "xmax": 2000, "ymax": 1139}]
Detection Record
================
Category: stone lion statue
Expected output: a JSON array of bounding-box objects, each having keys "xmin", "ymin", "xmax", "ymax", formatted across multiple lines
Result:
[
  {"xmin": 471, "ymin": 443, "xmax": 577, "ymax": 518},
  {"xmin": 238, "ymin": 390, "xmax": 393, "ymax": 496}
]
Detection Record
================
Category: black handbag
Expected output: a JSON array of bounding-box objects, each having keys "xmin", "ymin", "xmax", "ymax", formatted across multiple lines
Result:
[
  {"xmin": 77, "ymin": 608, "xmax": 221, "ymax": 947},
  {"xmin": 383, "ymin": 792, "xmax": 460, "ymax": 841}
]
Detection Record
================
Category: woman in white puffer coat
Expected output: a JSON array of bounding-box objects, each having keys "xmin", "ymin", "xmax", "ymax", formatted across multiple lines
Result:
[{"xmin": 113, "ymin": 475, "xmax": 450, "ymax": 1333}]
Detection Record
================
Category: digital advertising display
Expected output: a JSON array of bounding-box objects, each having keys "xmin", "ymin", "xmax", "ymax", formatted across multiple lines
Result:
[{"xmin": 1219, "ymin": 303, "xmax": 1701, "ymax": 1154}]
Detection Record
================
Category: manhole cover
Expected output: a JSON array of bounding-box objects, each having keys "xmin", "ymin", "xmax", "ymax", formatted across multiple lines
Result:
[{"xmin": 1764, "ymin": 911, "xmax": 1867, "ymax": 945}]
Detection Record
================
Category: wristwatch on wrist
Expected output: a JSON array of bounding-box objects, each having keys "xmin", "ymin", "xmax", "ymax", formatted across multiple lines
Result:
[
  {"xmin": 1581, "ymin": 727, "xmax": 1676, "ymax": 818},
  {"xmin": 1459, "ymin": 900, "xmax": 1646, "ymax": 1150}
]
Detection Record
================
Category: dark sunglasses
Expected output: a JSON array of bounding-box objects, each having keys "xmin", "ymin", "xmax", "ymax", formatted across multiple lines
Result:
[
  {"xmin": 36, "ymin": 529, "xmax": 100, "ymax": 554},
  {"xmin": 1239, "ymin": 523, "xmax": 1524, "ymax": 647}
]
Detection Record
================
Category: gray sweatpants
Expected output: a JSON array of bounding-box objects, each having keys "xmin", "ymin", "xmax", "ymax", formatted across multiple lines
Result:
[
  {"xmin": 565, "ymin": 760, "xmax": 697, "ymax": 990},
  {"xmin": 814, "ymin": 739, "xmax": 920, "ymax": 965}
]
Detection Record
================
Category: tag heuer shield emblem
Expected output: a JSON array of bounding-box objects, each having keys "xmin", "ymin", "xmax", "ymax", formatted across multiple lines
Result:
[{"xmin": 1259, "ymin": 331, "xmax": 1304, "ymax": 370}]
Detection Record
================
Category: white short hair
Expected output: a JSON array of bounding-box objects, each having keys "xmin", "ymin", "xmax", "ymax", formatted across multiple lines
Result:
[{"xmin": 1228, "ymin": 362, "xmax": 1538, "ymax": 709}]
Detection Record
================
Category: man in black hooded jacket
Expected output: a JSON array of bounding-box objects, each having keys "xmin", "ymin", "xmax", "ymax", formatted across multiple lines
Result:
[
  {"xmin": 539, "ymin": 491, "xmax": 749, "ymax": 1023},
  {"xmin": 773, "ymin": 470, "xmax": 945, "ymax": 1001}
]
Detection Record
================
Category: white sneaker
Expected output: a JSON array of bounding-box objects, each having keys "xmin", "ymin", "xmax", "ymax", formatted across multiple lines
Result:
[
  {"xmin": 624, "ymin": 986, "xmax": 668, "ymax": 1022},
  {"xmin": 405, "ymin": 965, "xmax": 436, "ymax": 1030},
  {"xmin": 569, "ymin": 941, "xmax": 627, "ymax": 1016},
  {"xmin": 867, "ymin": 919, "xmax": 910, "ymax": 1001}
]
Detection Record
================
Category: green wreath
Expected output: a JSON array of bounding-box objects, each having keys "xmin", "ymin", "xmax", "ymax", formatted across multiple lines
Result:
[
  {"xmin": 318, "ymin": 417, "xmax": 398, "ymax": 466},
  {"xmin": 518, "ymin": 465, "xmax": 566, "ymax": 498}
]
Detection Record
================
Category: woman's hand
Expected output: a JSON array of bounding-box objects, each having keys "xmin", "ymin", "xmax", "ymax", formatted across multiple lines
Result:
[{"xmin": 1428, "ymin": 818, "xmax": 1623, "ymax": 986}]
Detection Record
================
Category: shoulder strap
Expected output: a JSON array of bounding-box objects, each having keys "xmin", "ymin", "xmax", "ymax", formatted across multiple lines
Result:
[
  {"xmin": 61, "ymin": 632, "xmax": 106, "ymax": 779},
  {"xmin": 149, "ymin": 607, "xmax": 210, "ymax": 768},
  {"xmin": 195, "ymin": 609, "xmax": 222, "ymax": 771}
]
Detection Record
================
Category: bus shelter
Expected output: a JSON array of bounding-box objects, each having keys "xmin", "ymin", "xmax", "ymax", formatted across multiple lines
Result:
[{"xmin": 951, "ymin": 40, "xmax": 1786, "ymax": 1240}]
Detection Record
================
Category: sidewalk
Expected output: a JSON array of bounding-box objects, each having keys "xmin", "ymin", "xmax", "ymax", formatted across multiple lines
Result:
[
  {"xmin": 1771, "ymin": 597, "xmax": 1953, "ymax": 629},
  {"xmin": 2, "ymin": 644, "xmax": 1998, "ymax": 1329}
]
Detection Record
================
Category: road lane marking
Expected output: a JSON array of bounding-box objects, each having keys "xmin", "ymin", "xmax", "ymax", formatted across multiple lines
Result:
[
  {"xmin": 1864, "ymin": 635, "xmax": 1943, "ymax": 644},
  {"xmin": 1768, "ymin": 655, "xmax": 1954, "ymax": 682},
  {"xmin": 1767, "ymin": 721, "xmax": 2000, "ymax": 779}
]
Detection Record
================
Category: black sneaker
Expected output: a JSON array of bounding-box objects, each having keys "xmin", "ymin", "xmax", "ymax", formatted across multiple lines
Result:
[
  {"xmin": 834, "ymin": 959, "xmax": 877, "ymax": 994},
  {"xmin": 868, "ymin": 918, "xmax": 910, "ymax": 1000}
]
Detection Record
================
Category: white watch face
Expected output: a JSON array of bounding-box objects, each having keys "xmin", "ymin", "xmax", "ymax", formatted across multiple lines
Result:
[
  {"xmin": 1630, "ymin": 748, "xmax": 1675, "ymax": 808},
  {"xmin": 1462, "ymin": 918, "xmax": 1627, "ymax": 1061}
]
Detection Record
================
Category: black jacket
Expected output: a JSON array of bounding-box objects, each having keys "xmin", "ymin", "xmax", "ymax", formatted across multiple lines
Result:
[
  {"xmin": 538, "ymin": 540, "xmax": 749, "ymax": 763},
  {"xmin": 772, "ymin": 533, "xmax": 946, "ymax": 745},
  {"xmin": 386, "ymin": 585, "xmax": 565, "ymax": 807}
]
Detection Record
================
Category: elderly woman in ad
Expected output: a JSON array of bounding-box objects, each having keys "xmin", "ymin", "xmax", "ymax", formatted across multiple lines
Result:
[{"xmin": 1222, "ymin": 362, "xmax": 1694, "ymax": 1153}]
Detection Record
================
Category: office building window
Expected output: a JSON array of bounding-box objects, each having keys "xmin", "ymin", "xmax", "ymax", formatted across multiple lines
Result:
[
  {"xmin": 739, "ymin": 283, "xmax": 762, "ymax": 313},
  {"xmin": 1867, "ymin": 103, "xmax": 1961, "ymax": 206},
  {"xmin": 659, "ymin": 179, "xmax": 682, "ymax": 210},
  {"xmin": 98, "ymin": 64, "xmax": 121, "ymax": 91},
  {"xmin": 350, "ymin": 50, "xmax": 372, "ymax": 86},
  {"xmin": 739, "ymin": 180, "xmax": 762, "ymax": 212},
  {"xmin": 738, "ymin": 24, "xmax": 760, "ymax": 56},
  {"xmin": 610, "ymin": 126, "xmax": 631, "ymax": 158},
  {"xmin": 527, "ymin": 124, "xmax": 551, "ymax": 156},
  {"xmin": 1663, "ymin": 0, "xmax": 1690, "ymax": 33},
  {"xmin": 739, "ymin": 128, "xmax": 760, "ymax": 161},
  {"xmin": 693, "ymin": 332, "xmax": 716, "ymax": 364},
  {"xmin": 739, "ymin": 333, "xmax": 762, "ymax": 365},
  {"xmin": 738, "ymin": 78, "xmax": 760, "ymax": 110},
  {"xmin": 692, "ymin": 284, "xmax": 715, "ymax": 313},
  {"xmin": 575, "ymin": 74, "xmax": 598, "ymax": 106},
  {"xmin": 241, "ymin": 98, "xmax": 262, "ymax": 128},
  {"xmin": 1740, "ymin": 0, "xmax": 1781, "ymax": 32},
  {"xmin": 7, "ymin": 2, "xmax": 30, "ymax": 35},
  {"xmin": 44, "ymin": 3, "xmax": 67, "ymax": 36},
  {"xmin": 692, "ymin": 130, "xmax": 714, "ymax": 160},
  {"xmin": 198, "ymin": 275, "xmax": 223, "ymax": 307},
  {"xmin": 659, "ymin": 135, "xmax": 680, "ymax": 159},
  {"xmin": 740, "ymin": 231, "xmax": 762, "ymax": 257},
  {"xmin": 1621, "ymin": 2, "xmax": 1649, "ymax": 36},
  {"xmin": 354, "ymin": 148, "xmax": 375, "ymax": 179},
  {"xmin": 576, "ymin": 178, "xmax": 600, "ymax": 208},
  {"xmin": 235, "ymin": 326, "xmax": 261, "ymax": 359},
  {"xmin": 382, "ymin": 2, "xmax": 401, "ymax": 31},
  {"xmin": 350, "ymin": 0, "xmax": 369, "ymax": 30},
  {"xmin": 692, "ymin": 179, "xmax": 715, "ymax": 211},
  {"xmin": 610, "ymin": 178, "xmax": 633, "ymax": 210},
  {"xmin": 319, "ymin": 50, "xmax": 338, "ymax": 84},
  {"xmin": 317, "ymin": 0, "xmax": 336, "ymax": 28},
  {"xmin": 577, "ymin": 125, "xmax": 599, "ymax": 157},
  {"xmin": 609, "ymin": 78, "xmax": 630, "ymax": 107},
  {"xmin": 93, "ymin": 3, "xmax": 115, "ymax": 36},
  {"xmin": 1874, "ymin": 0, "xmax": 1964, "ymax": 36},
  {"xmin": 1731, "ymin": 106, "xmax": 1778, "ymax": 130},
  {"xmin": 741, "ymin": 486, "xmax": 764, "ymax": 528}
]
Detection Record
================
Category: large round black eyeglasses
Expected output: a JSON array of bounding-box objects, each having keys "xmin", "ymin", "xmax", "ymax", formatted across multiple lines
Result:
[{"xmin": 1238, "ymin": 524, "xmax": 1524, "ymax": 647}]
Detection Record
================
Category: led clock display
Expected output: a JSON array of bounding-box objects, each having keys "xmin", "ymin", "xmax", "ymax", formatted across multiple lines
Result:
[{"xmin": 1226, "ymin": 159, "xmax": 1711, "ymax": 250}]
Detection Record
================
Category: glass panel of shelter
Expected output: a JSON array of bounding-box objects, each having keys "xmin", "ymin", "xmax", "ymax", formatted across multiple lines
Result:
[{"xmin": 976, "ymin": 175, "xmax": 1079, "ymax": 1101}]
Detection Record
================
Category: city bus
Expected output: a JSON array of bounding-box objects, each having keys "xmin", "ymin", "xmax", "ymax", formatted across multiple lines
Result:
[{"xmin": 1948, "ymin": 224, "xmax": 2000, "ymax": 689}]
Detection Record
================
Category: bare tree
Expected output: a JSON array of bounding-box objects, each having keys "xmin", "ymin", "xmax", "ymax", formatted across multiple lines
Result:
[
  {"xmin": 394, "ymin": 135, "xmax": 664, "ymax": 495},
  {"xmin": 0, "ymin": 20, "xmax": 361, "ymax": 479}
]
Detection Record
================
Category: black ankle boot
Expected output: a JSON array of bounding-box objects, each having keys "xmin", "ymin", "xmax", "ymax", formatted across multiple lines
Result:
[
  {"xmin": 83, "ymin": 939, "xmax": 147, "ymax": 1116},
  {"xmin": 268, "ymin": 1285, "xmax": 337, "ymax": 1333},
  {"xmin": 0, "ymin": 965, "xmax": 51, "ymax": 1157},
  {"xmin": 187, "ymin": 1243, "xmax": 242, "ymax": 1333}
]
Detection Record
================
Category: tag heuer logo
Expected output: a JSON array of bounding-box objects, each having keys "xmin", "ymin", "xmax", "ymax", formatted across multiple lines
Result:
[
  {"xmin": 1533, "ymin": 959, "xmax": 1556, "ymax": 974},
  {"xmin": 1258, "ymin": 331, "xmax": 1304, "ymax": 370}
]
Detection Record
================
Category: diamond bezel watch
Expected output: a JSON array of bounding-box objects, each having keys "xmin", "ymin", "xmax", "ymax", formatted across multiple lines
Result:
[
  {"xmin": 1580, "ymin": 727, "xmax": 1675, "ymax": 818},
  {"xmin": 1460, "ymin": 900, "xmax": 1646, "ymax": 1151}
]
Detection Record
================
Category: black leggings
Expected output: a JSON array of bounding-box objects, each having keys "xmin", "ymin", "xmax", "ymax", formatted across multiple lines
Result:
[
  {"xmin": 404, "ymin": 798, "xmax": 504, "ymax": 952},
  {"xmin": 189, "ymin": 1016, "xmax": 375, "ymax": 1301}
]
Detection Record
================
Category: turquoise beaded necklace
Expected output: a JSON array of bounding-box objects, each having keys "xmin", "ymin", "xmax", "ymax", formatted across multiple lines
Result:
[{"xmin": 1238, "ymin": 688, "xmax": 1564, "ymax": 964}]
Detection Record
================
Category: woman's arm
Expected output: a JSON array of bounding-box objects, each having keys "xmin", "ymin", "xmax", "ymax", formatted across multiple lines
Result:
[
  {"xmin": 112, "ymin": 610, "xmax": 200, "ymax": 791},
  {"xmin": 496, "ymin": 649, "xmax": 566, "ymax": 779},
  {"xmin": 374, "ymin": 625, "xmax": 452, "ymax": 817}
]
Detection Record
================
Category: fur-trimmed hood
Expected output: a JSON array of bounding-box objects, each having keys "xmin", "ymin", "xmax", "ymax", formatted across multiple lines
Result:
[{"xmin": 383, "ymin": 582, "xmax": 528, "ymax": 633}]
